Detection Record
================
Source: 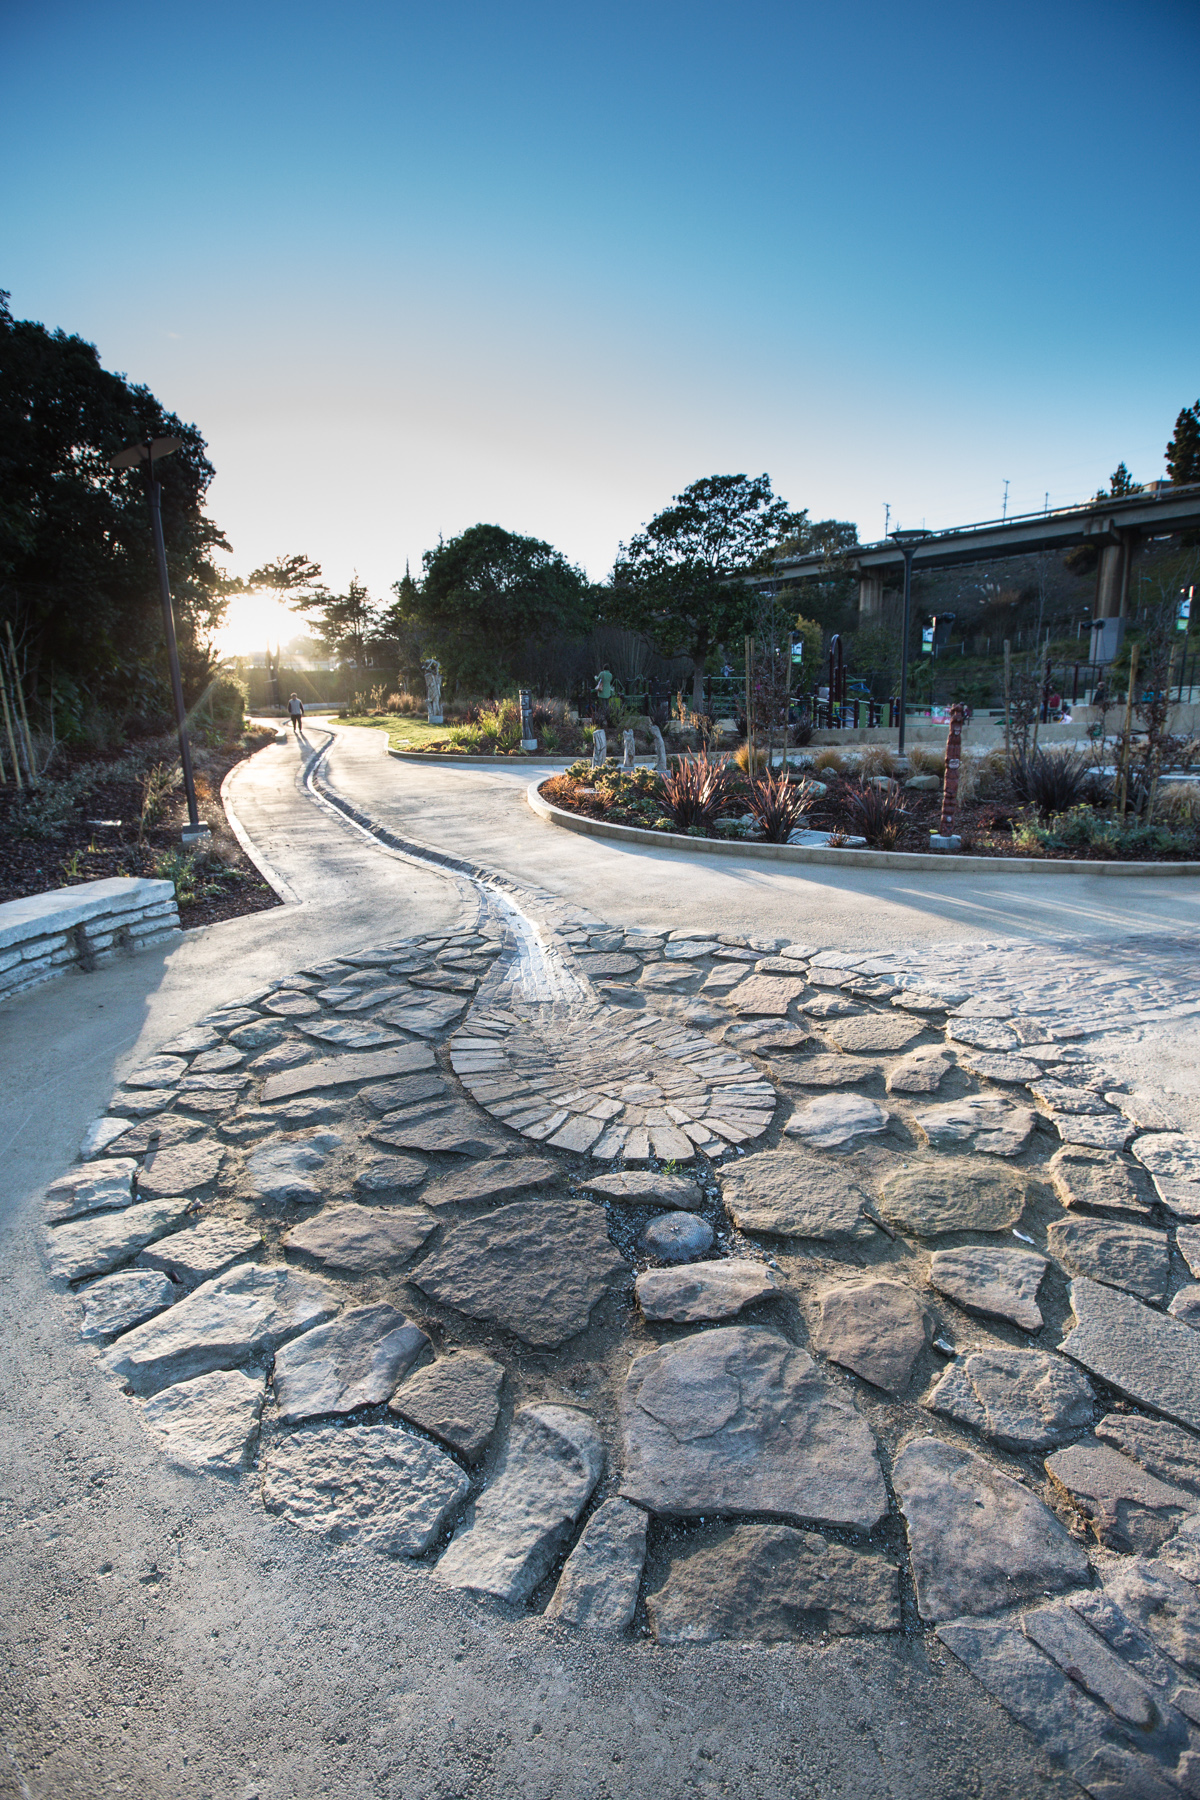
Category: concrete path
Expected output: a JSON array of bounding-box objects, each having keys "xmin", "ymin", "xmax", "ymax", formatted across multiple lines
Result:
[{"xmin": 3, "ymin": 722, "xmax": 1198, "ymax": 1800}]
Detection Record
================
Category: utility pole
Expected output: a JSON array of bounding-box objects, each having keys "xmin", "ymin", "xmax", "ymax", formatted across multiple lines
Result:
[
  {"xmin": 1002, "ymin": 479, "xmax": 1010, "ymax": 521},
  {"xmin": 883, "ymin": 503, "xmax": 890, "ymax": 539},
  {"xmin": 890, "ymin": 529, "xmax": 932, "ymax": 755}
]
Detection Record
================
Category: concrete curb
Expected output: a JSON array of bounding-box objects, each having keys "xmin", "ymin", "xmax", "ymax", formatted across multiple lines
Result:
[
  {"xmin": 386, "ymin": 747, "xmax": 582, "ymax": 767},
  {"xmin": 525, "ymin": 781, "xmax": 1200, "ymax": 878}
]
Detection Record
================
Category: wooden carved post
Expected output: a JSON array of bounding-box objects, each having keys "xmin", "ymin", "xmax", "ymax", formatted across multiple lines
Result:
[{"xmin": 940, "ymin": 703, "xmax": 966, "ymax": 837}]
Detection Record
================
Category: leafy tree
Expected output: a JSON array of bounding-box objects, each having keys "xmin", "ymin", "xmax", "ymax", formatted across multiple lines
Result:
[
  {"xmin": 294, "ymin": 575, "xmax": 380, "ymax": 670},
  {"xmin": 610, "ymin": 474, "xmax": 809, "ymax": 710},
  {"xmin": 1105, "ymin": 462, "xmax": 1138, "ymax": 497},
  {"xmin": 395, "ymin": 525, "xmax": 591, "ymax": 693},
  {"xmin": 0, "ymin": 290, "xmax": 230, "ymax": 734},
  {"xmin": 1166, "ymin": 403, "xmax": 1200, "ymax": 486},
  {"xmin": 244, "ymin": 553, "xmax": 323, "ymax": 600}
]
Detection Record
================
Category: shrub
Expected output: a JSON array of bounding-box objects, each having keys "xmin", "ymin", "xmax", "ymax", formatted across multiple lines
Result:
[
  {"xmin": 1011, "ymin": 805, "xmax": 1200, "ymax": 860},
  {"xmin": 858, "ymin": 746, "xmax": 898, "ymax": 778},
  {"xmin": 743, "ymin": 769, "xmax": 818, "ymax": 843},
  {"xmin": 813, "ymin": 747, "xmax": 846, "ymax": 776},
  {"xmin": 1008, "ymin": 749, "xmax": 1096, "ymax": 822},
  {"xmin": 790, "ymin": 720, "xmax": 814, "ymax": 748},
  {"xmin": 841, "ymin": 779, "xmax": 909, "ymax": 849},
  {"xmin": 733, "ymin": 742, "xmax": 768, "ymax": 775},
  {"xmin": 906, "ymin": 746, "xmax": 944, "ymax": 776},
  {"xmin": 660, "ymin": 753, "xmax": 737, "ymax": 832},
  {"xmin": 1158, "ymin": 782, "xmax": 1200, "ymax": 827},
  {"xmin": 540, "ymin": 774, "xmax": 579, "ymax": 808}
]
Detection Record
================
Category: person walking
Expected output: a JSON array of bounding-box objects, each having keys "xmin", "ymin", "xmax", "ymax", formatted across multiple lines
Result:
[{"xmin": 287, "ymin": 692, "xmax": 305, "ymax": 736}]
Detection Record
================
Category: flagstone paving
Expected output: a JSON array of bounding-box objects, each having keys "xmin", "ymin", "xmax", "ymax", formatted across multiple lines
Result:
[{"xmin": 38, "ymin": 886, "xmax": 1200, "ymax": 1797}]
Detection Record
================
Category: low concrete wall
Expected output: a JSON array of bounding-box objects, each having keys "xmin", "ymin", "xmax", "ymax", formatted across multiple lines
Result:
[
  {"xmin": 525, "ymin": 782, "xmax": 1200, "ymax": 878},
  {"xmin": 0, "ymin": 877, "xmax": 180, "ymax": 1005}
]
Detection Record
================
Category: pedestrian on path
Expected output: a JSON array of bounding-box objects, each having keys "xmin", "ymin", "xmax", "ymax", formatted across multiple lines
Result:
[{"xmin": 287, "ymin": 692, "xmax": 305, "ymax": 736}]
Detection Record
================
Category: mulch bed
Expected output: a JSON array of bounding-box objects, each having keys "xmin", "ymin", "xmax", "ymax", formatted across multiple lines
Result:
[{"xmin": 0, "ymin": 731, "xmax": 283, "ymax": 927}]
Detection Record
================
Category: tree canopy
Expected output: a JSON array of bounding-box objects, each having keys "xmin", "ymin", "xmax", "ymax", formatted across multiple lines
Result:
[
  {"xmin": 0, "ymin": 291, "xmax": 229, "ymax": 735},
  {"xmin": 610, "ymin": 474, "xmax": 852, "ymax": 706},
  {"xmin": 1166, "ymin": 403, "xmax": 1200, "ymax": 486},
  {"xmin": 394, "ymin": 524, "xmax": 591, "ymax": 693}
]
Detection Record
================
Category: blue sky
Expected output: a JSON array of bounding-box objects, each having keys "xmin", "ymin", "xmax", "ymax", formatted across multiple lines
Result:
[{"xmin": 3, "ymin": 0, "xmax": 1199, "ymax": 610}]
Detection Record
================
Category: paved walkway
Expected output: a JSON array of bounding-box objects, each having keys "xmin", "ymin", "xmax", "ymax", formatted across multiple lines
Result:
[{"xmin": 4, "ymin": 723, "xmax": 1200, "ymax": 1800}]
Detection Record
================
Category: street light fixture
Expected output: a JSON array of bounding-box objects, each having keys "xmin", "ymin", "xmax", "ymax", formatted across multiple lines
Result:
[
  {"xmin": 889, "ymin": 528, "xmax": 932, "ymax": 755},
  {"xmin": 110, "ymin": 436, "xmax": 208, "ymax": 844}
]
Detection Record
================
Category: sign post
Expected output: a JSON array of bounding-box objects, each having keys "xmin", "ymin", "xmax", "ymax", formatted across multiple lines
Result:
[{"xmin": 931, "ymin": 702, "xmax": 966, "ymax": 852}]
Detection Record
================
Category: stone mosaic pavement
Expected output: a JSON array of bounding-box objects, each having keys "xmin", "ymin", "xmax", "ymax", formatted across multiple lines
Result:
[{"xmin": 42, "ymin": 869, "xmax": 1200, "ymax": 1799}]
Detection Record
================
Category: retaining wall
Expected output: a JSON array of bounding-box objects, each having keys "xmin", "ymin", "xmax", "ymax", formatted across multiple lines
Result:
[{"xmin": 0, "ymin": 877, "xmax": 181, "ymax": 1005}]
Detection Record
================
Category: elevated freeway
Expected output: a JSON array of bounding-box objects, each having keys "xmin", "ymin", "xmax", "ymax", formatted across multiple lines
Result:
[{"xmin": 768, "ymin": 481, "xmax": 1200, "ymax": 658}]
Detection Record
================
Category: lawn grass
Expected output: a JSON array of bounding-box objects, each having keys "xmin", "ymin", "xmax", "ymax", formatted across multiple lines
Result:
[{"xmin": 337, "ymin": 715, "xmax": 458, "ymax": 750}]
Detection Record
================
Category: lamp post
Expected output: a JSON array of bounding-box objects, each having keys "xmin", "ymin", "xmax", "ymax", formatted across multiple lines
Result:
[
  {"xmin": 110, "ymin": 437, "xmax": 207, "ymax": 843},
  {"xmin": 889, "ymin": 528, "xmax": 932, "ymax": 755}
]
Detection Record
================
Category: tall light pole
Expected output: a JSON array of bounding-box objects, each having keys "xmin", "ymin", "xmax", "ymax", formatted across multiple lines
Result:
[
  {"xmin": 889, "ymin": 528, "xmax": 932, "ymax": 755},
  {"xmin": 110, "ymin": 437, "xmax": 208, "ymax": 843}
]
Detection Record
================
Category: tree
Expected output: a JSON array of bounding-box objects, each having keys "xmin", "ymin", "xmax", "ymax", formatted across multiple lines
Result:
[
  {"xmin": 610, "ymin": 474, "xmax": 808, "ymax": 710},
  {"xmin": 1166, "ymin": 403, "xmax": 1200, "ymax": 486},
  {"xmin": 0, "ymin": 291, "xmax": 230, "ymax": 734},
  {"xmin": 295, "ymin": 575, "xmax": 380, "ymax": 671},
  {"xmin": 395, "ymin": 525, "xmax": 591, "ymax": 694},
  {"xmin": 245, "ymin": 553, "xmax": 323, "ymax": 601}
]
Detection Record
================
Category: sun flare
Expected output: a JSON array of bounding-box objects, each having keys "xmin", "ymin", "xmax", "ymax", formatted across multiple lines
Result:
[{"xmin": 212, "ymin": 590, "xmax": 304, "ymax": 660}]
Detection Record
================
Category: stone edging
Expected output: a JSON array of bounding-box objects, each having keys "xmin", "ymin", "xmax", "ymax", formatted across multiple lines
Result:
[
  {"xmin": 525, "ymin": 781, "xmax": 1200, "ymax": 878},
  {"xmin": 387, "ymin": 747, "xmax": 579, "ymax": 766},
  {"xmin": 219, "ymin": 758, "xmax": 304, "ymax": 907}
]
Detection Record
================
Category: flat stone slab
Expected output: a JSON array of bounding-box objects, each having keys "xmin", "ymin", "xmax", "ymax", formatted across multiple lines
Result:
[
  {"xmin": 299, "ymin": 1019, "xmax": 403, "ymax": 1050},
  {"xmin": 370, "ymin": 1104, "xmax": 507, "ymax": 1157},
  {"xmin": 45, "ymin": 1158, "xmax": 137, "ymax": 1222},
  {"xmin": 955, "ymin": 1052, "xmax": 1045, "ymax": 1083},
  {"xmin": 619, "ymin": 1325, "xmax": 887, "ymax": 1531},
  {"xmin": 784, "ymin": 1093, "xmax": 888, "ymax": 1150},
  {"xmin": 1045, "ymin": 1441, "xmax": 1199, "ymax": 1554},
  {"xmin": 82, "ymin": 1116, "xmax": 144, "ymax": 1158},
  {"xmin": 78, "ymin": 1268, "xmax": 177, "ymax": 1341},
  {"xmin": 376, "ymin": 995, "xmax": 467, "ymax": 1036},
  {"xmin": 411, "ymin": 1198, "xmax": 628, "ymax": 1347},
  {"xmin": 388, "ymin": 1351, "xmax": 504, "ymax": 1462},
  {"xmin": 721, "ymin": 1151, "xmax": 874, "ymax": 1242},
  {"xmin": 417, "ymin": 1157, "xmax": 559, "ymax": 1211},
  {"xmin": 1154, "ymin": 1176, "xmax": 1200, "ymax": 1221},
  {"xmin": 723, "ymin": 1022, "xmax": 813, "ymax": 1054},
  {"xmin": 124, "ymin": 1054, "xmax": 188, "ymax": 1087},
  {"xmin": 578, "ymin": 1170, "xmax": 703, "ymax": 1209},
  {"xmin": 928, "ymin": 1245, "xmax": 1048, "ymax": 1331},
  {"xmin": 1100, "ymin": 1554, "xmax": 1200, "ymax": 1678},
  {"xmin": 823, "ymin": 1013, "xmax": 925, "ymax": 1055},
  {"xmin": 283, "ymin": 1201, "xmax": 436, "ymax": 1271},
  {"xmin": 1030, "ymin": 1079, "xmax": 1110, "ymax": 1115},
  {"xmin": 1178, "ymin": 1227, "xmax": 1200, "ymax": 1279},
  {"xmin": 46, "ymin": 1197, "xmax": 193, "ymax": 1282},
  {"xmin": 103, "ymin": 1264, "xmax": 337, "ymax": 1395},
  {"xmin": 1097, "ymin": 1412, "xmax": 1200, "ymax": 1499},
  {"xmin": 925, "ymin": 1347, "xmax": 1094, "ymax": 1451},
  {"xmin": 1046, "ymin": 1215, "xmax": 1169, "ymax": 1303},
  {"xmin": 1060, "ymin": 1277, "xmax": 1200, "ymax": 1433},
  {"xmin": 876, "ymin": 1160, "xmax": 1026, "ymax": 1236},
  {"xmin": 360, "ymin": 1073, "xmax": 450, "ymax": 1113},
  {"xmin": 893, "ymin": 1435, "xmax": 1090, "ymax": 1622},
  {"xmin": 436, "ymin": 1404, "xmax": 604, "ymax": 1603},
  {"xmin": 912, "ymin": 1095, "xmax": 1035, "ymax": 1157},
  {"xmin": 773, "ymin": 1054, "xmax": 871, "ymax": 1089},
  {"xmin": 545, "ymin": 1498, "xmax": 647, "ymax": 1635},
  {"xmin": 1133, "ymin": 1134, "xmax": 1200, "ymax": 1183},
  {"xmin": 272, "ymin": 1304, "xmax": 429, "ymax": 1422},
  {"xmin": 886, "ymin": 1048, "xmax": 952, "ymax": 1094},
  {"xmin": 724, "ymin": 975, "xmax": 808, "ymax": 1017},
  {"xmin": 1021, "ymin": 1596, "xmax": 1161, "ymax": 1732},
  {"xmin": 141, "ymin": 1368, "xmax": 266, "ymax": 1473},
  {"xmin": 139, "ymin": 1215, "xmax": 262, "ymax": 1284},
  {"xmin": 262, "ymin": 991, "xmax": 322, "ymax": 1017},
  {"xmin": 1052, "ymin": 1113, "xmax": 1132, "ymax": 1150},
  {"xmin": 640, "ymin": 1211, "xmax": 713, "ymax": 1262},
  {"xmin": 136, "ymin": 1139, "xmax": 225, "ymax": 1199},
  {"xmin": 636, "ymin": 1259, "xmax": 779, "ymax": 1322},
  {"xmin": 106, "ymin": 1116, "xmax": 205, "ymax": 1157},
  {"xmin": 644, "ymin": 1523, "xmax": 900, "ymax": 1643},
  {"xmin": 355, "ymin": 1154, "xmax": 427, "ymax": 1193},
  {"xmin": 813, "ymin": 1279, "xmax": 928, "ymax": 1393},
  {"xmin": 1045, "ymin": 1145, "xmax": 1154, "ymax": 1217},
  {"xmin": 262, "ymin": 1423, "xmax": 469, "ymax": 1557},
  {"xmin": 577, "ymin": 952, "xmax": 641, "ymax": 977},
  {"xmin": 261, "ymin": 1045, "xmax": 435, "ymax": 1103},
  {"xmin": 246, "ymin": 1136, "xmax": 338, "ymax": 1203}
]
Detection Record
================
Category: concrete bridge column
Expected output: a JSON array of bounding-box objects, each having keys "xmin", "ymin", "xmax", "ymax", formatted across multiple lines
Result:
[
  {"xmin": 1091, "ymin": 531, "xmax": 1136, "ymax": 663},
  {"xmin": 858, "ymin": 572, "xmax": 884, "ymax": 619}
]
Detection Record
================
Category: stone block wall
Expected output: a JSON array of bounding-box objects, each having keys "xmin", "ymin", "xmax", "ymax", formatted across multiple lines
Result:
[{"xmin": 0, "ymin": 877, "xmax": 181, "ymax": 1005}]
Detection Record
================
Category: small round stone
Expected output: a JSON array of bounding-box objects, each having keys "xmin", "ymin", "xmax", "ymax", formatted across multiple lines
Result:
[{"xmin": 640, "ymin": 1211, "xmax": 714, "ymax": 1263}]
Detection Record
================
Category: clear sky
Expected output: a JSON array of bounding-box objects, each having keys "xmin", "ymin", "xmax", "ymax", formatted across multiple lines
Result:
[{"xmin": 4, "ymin": 0, "xmax": 1199, "ymax": 624}]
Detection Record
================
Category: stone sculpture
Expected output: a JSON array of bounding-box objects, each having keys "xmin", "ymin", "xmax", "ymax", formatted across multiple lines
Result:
[
  {"xmin": 649, "ymin": 722, "xmax": 668, "ymax": 772},
  {"xmin": 622, "ymin": 729, "xmax": 636, "ymax": 771},
  {"xmin": 421, "ymin": 659, "xmax": 443, "ymax": 725},
  {"xmin": 592, "ymin": 728, "xmax": 607, "ymax": 766}
]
